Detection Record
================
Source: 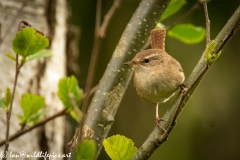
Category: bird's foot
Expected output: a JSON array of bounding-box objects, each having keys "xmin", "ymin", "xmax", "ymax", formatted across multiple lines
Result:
[
  {"xmin": 179, "ymin": 83, "xmax": 188, "ymax": 95},
  {"xmin": 156, "ymin": 117, "xmax": 166, "ymax": 132}
]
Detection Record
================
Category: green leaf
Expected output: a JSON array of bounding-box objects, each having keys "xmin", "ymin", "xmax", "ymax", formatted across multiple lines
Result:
[
  {"xmin": 69, "ymin": 108, "xmax": 83, "ymax": 123},
  {"xmin": 161, "ymin": 0, "xmax": 186, "ymax": 21},
  {"xmin": 75, "ymin": 140, "xmax": 96, "ymax": 160},
  {"xmin": 57, "ymin": 76, "xmax": 83, "ymax": 122},
  {"xmin": 204, "ymin": 40, "xmax": 222, "ymax": 64},
  {"xmin": 19, "ymin": 94, "xmax": 45, "ymax": 126},
  {"xmin": 27, "ymin": 49, "xmax": 52, "ymax": 61},
  {"xmin": 103, "ymin": 135, "xmax": 138, "ymax": 160},
  {"xmin": 5, "ymin": 88, "xmax": 12, "ymax": 107},
  {"xmin": 27, "ymin": 109, "xmax": 45, "ymax": 124},
  {"xmin": 57, "ymin": 76, "xmax": 83, "ymax": 109},
  {"xmin": 0, "ymin": 88, "xmax": 12, "ymax": 111},
  {"xmin": 168, "ymin": 24, "xmax": 206, "ymax": 44},
  {"xmin": 5, "ymin": 52, "xmax": 16, "ymax": 61},
  {"xmin": 13, "ymin": 28, "xmax": 49, "ymax": 57},
  {"xmin": 0, "ymin": 98, "xmax": 6, "ymax": 108}
]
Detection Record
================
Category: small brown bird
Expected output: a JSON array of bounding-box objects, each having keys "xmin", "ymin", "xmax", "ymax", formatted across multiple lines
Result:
[{"xmin": 124, "ymin": 48, "xmax": 185, "ymax": 131}]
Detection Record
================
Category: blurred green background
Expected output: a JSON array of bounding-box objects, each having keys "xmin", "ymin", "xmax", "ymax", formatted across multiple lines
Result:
[{"xmin": 70, "ymin": 0, "xmax": 240, "ymax": 159}]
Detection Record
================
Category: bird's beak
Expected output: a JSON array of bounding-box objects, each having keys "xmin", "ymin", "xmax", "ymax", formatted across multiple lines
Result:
[{"xmin": 124, "ymin": 60, "xmax": 137, "ymax": 65}]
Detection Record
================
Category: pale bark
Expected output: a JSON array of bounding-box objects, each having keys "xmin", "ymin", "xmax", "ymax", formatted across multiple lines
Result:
[{"xmin": 0, "ymin": 0, "xmax": 67, "ymax": 158}]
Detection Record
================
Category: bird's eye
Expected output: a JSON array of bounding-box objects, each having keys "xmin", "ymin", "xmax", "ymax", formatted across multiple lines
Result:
[{"xmin": 144, "ymin": 59, "xmax": 149, "ymax": 63}]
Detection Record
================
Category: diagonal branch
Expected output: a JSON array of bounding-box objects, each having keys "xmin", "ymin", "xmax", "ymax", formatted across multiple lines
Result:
[
  {"xmin": 131, "ymin": 5, "xmax": 240, "ymax": 160},
  {"xmin": 98, "ymin": 0, "xmax": 121, "ymax": 38},
  {"xmin": 0, "ymin": 108, "xmax": 67, "ymax": 146}
]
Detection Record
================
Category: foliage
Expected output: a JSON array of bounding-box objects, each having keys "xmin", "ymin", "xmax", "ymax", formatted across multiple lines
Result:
[
  {"xmin": 159, "ymin": 0, "xmax": 206, "ymax": 44},
  {"xmin": 57, "ymin": 76, "xmax": 83, "ymax": 122},
  {"xmin": 75, "ymin": 140, "xmax": 96, "ymax": 160},
  {"xmin": 4, "ymin": 26, "xmax": 53, "ymax": 128},
  {"xmin": 5, "ymin": 27, "xmax": 52, "ymax": 65},
  {"xmin": 168, "ymin": 24, "xmax": 206, "ymax": 44},
  {"xmin": 27, "ymin": 49, "xmax": 52, "ymax": 61},
  {"xmin": 0, "ymin": 88, "xmax": 12, "ymax": 111},
  {"xmin": 13, "ymin": 28, "xmax": 49, "ymax": 57},
  {"xmin": 204, "ymin": 40, "xmax": 222, "ymax": 64},
  {"xmin": 103, "ymin": 135, "xmax": 138, "ymax": 160},
  {"xmin": 161, "ymin": 0, "xmax": 186, "ymax": 21},
  {"xmin": 18, "ymin": 94, "xmax": 45, "ymax": 127}
]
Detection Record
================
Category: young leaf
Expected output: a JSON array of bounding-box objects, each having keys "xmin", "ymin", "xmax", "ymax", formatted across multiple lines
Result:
[
  {"xmin": 0, "ymin": 88, "xmax": 12, "ymax": 111},
  {"xmin": 5, "ymin": 52, "xmax": 16, "ymax": 61},
  {"xmin": 204, "ymin": 40, "xmax": 222, "ymax": 64},
  {"xmin": 69, "ymin": 108, "xmax": 83, "ymax": 123},
  {"xmin": 168, "ymin": 24, "xmax": 205, "ymax": 44},
  {"xmin": 0, "ymin": 98, "xmax": 6, "ymax": 108},
  {"xmin": 5, "ymin": 88, "xmax": 12, "ymax": 107},
  {"xmin": 19, "ymin": 94, "xmax": 45, "ymax": 126},
  {"xmin": 27, "ymin": 49, "xmax": 52, "ymax": 61},
  {"xmin": 161, "ymin": 0, "xmax": 186, "ymax": 21},
  {"xmin": 103, "ymin": 135, "xmax": 138, "ymax": 160},
  {"xmin": 75, "ymin": 140, "xmax": 96, "ymax": 160},
  {"xmin": 57, "ymin": 76, "xmax": 83, "ymax": 109},
  {"xmin": 13, "ymin": 28, "xmax": 49, "ymax": 57}
]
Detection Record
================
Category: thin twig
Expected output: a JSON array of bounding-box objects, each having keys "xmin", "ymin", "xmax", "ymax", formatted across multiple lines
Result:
[
  {"xmin": 99, "ymin": 0, "xmax": 121, "ymax": 37},
  {"xmin": 0, "ymin": 108, "xmax": 67, "ymax": 146},
  {"xmin": 3, "ymin": 55, "xmax": 21, "ymax": 160},
  {"xmin": 81, "ymin": 85, "xmax": 98, "ymax": 100},
  {"xmin": 202, "ymin": 0, "xmax": 211, "ymax": 44},
  {"xmin": 82, "ymin": 0, "xmax": 121, "ymax": 118},
  {"xmin": 81, "ymin": 0, "xmax": 102, "ymax": 114}
]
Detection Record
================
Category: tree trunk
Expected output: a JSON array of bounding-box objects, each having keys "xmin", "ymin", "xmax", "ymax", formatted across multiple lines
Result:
[{"xmin": 0, "ymin": 0, "xmax": 67, "ymax": 158}]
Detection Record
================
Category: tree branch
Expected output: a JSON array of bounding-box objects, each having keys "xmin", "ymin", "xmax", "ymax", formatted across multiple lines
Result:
[
  {"xmin": 0, "ymin": 108, "xmax": 67, "ymax": 146},
  {"xmin": 98, "ymin": 0, "xmax": 121, "ymax": 38},
  {"xmin": 81, "ymin": 0, "xmax": 102, "ymax": 113},
  {"xmin": 131, "ymin": 5, "xmax": 240, "ymax": 160}
]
